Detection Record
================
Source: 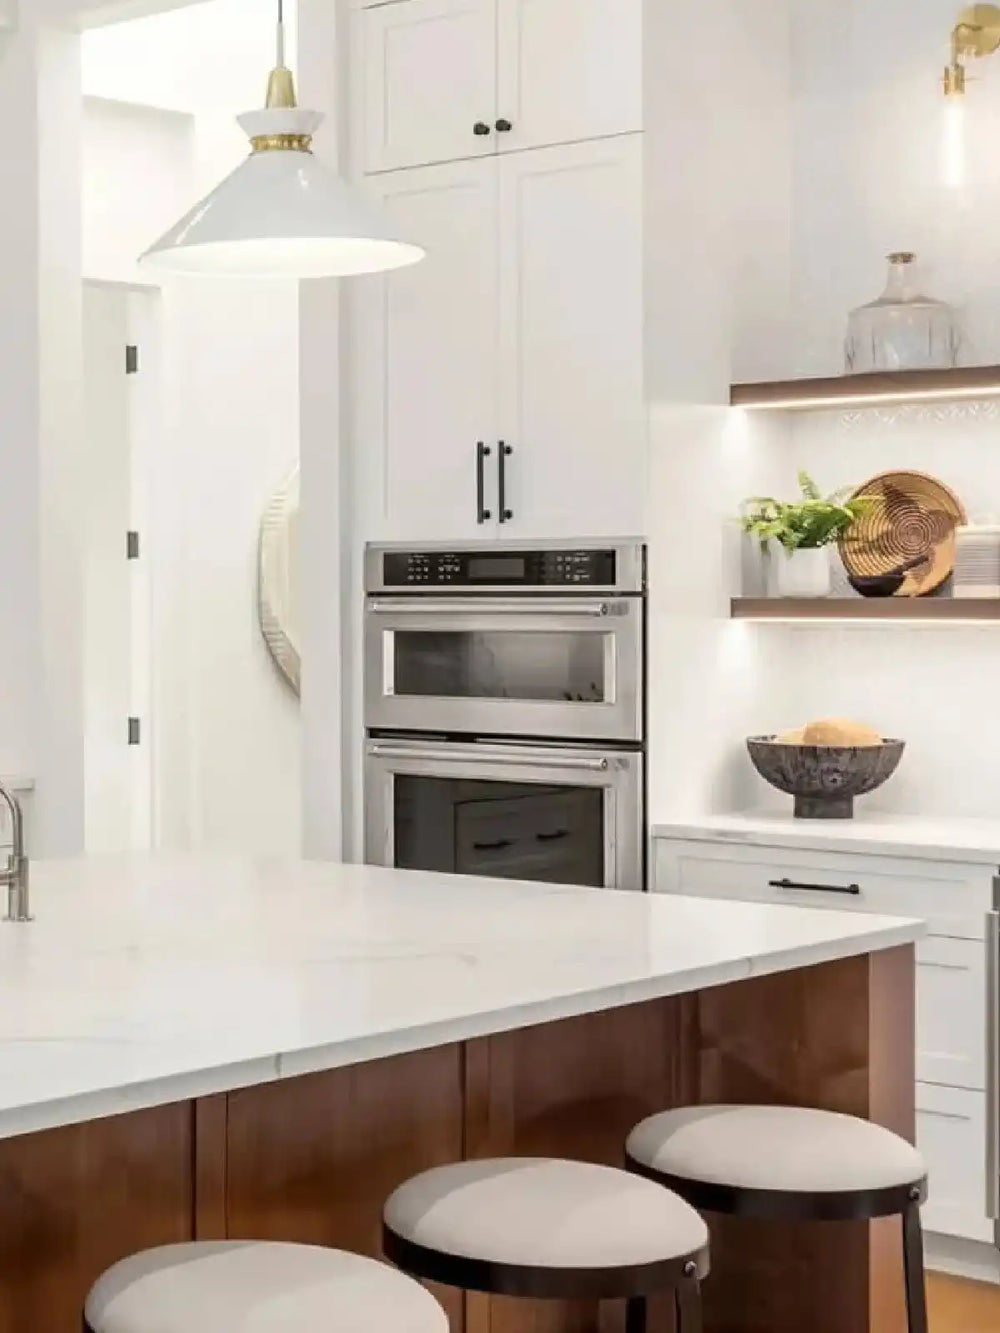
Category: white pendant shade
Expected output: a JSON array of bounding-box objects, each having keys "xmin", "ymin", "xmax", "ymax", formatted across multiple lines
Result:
[{"xmin": 141, "ymin": 109, "xmax": 425, "ymax": 278}]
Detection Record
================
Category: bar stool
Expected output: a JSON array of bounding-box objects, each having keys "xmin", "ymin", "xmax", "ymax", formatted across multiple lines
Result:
[
  {"xmin": 84, "ymin": 1240, "xmax": 449, "ymax": 1333},
  {"xmin": 626, "ymin": 1105, "xmax": 929, "ymax": 1333},
  {"xmin": 383, "ymin": 1157, "xmax": 710, "ymax": 1332}
]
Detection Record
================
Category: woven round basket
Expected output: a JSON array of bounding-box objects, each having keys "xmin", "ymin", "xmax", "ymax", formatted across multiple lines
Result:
[{"xmin": 838, "ymin": 470, "xmax": 966, "ymax": 597}]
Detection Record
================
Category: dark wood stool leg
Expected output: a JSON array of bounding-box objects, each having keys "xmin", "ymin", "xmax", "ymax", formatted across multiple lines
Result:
[
  {"xmin": 625, "ymin": 1296, "xmax": 647, "ymax": 1333},
  {"xmin": 902, "ymin": 1201, "xmax": 928, "ymax": 1333},
  {"xmin": 675, "ymin": 1278, "xmax": 703, "ymax": 1333}
]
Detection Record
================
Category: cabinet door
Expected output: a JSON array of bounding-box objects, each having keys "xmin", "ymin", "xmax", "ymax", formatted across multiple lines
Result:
[
  {"xmin": 917, "ymin": 936, "xmax": 986, "ymax": 1091},
  {"xmin": 497, "ymin": 136, "xmax": 645, "ymax": 538},
  {"xmin": 916, "ymin": 1083, "xmax": 993, "ymax": 1242},
  {"xmin": 496, "ymin": 0, "xmax": 642, "ymax": 151},
  {"xmin": 357, "ymin": 0, "xmax": 498, "ymax": 173},
  {"xmin": 352, "ymin": 160, "xmax": 499, "ymax": 541}
]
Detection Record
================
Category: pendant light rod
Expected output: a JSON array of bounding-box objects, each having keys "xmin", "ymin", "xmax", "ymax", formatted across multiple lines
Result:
[{"xmin": 276, "ymin": 0, "xmax": 286, "ymax": 68}]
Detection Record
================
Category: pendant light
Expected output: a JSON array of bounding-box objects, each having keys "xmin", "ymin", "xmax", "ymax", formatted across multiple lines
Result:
[{"xmin": 140, "ymin": 0, "xmax": 425, "ymax": 278}]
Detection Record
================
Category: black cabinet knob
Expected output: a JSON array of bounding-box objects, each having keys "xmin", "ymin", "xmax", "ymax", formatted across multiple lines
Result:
[
  {"xmin": 473, "ymin": 121, "xmax": 492, "ymax": 136},
  {"xmin": 495, "ymin": 118, "xmax": 513, "ymax": 133}
]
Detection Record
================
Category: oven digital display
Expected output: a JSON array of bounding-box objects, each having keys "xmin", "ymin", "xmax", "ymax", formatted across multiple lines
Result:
[{"xmin": 468, "ymin": 556, "xmax": 526, "ymax": 581}]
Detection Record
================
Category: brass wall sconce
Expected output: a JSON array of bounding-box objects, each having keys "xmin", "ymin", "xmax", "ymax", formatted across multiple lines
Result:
[{"xmin": 944, "ymin": 4, "xmax": 1000, "ymax": 95}]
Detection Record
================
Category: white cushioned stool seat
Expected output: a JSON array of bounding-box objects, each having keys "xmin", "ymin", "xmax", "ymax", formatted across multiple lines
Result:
[
  {"xmin": 84, "ymin": 1241, "xmax": 448, "ymax": 1333},
  {"xmin": 383, "ymin": 1157, "xmax": 708, "ymax": 1270},
  {"xmin": 626, "ymin": 1106, "xmax": 926, "ymax": 1195}
]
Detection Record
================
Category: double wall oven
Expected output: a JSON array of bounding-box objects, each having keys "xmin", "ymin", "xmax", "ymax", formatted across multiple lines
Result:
[{"xmin": 364, "ymin": 541, "xmax": 647, "ymax": 891}]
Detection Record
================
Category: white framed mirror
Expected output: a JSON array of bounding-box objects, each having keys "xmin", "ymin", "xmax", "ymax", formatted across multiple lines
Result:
[{"xmin": 258, "ymin": 466, "xmax": 300, "ymax": 696}]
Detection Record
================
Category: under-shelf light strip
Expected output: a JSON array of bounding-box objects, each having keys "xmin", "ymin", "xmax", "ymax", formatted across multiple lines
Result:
[{"xmin": 736, "ymin": 383, "xmax": 1000, "ymax": 412}]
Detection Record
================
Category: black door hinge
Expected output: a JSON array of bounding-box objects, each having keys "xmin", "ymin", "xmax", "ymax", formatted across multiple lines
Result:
[
  {"xmin": 126, "ymin": 344, "xmax": 139, "ymax": 375},
  {"xmin": 127, "ymin": 531, "xmax": 140, "ymax": 560},
  {"xmin": 128, "ymin": 717, "xmax": 141, "ymax": 746}
]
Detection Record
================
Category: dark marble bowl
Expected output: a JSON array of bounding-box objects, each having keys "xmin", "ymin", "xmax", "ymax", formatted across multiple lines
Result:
[{"xmin": 746, "ymin": 737, "xmax": 906, "ymax": 819}]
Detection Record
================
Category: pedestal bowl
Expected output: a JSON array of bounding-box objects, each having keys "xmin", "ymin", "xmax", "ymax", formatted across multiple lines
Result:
[{"xmin": 746, "ymin": 737, "xmax": 906, "ymax": 819}]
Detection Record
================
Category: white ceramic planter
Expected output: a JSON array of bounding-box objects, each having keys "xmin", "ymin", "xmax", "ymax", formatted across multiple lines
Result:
[{"xmin": 769, "ymin": 545, "xmax": 831, "ymax": 599}]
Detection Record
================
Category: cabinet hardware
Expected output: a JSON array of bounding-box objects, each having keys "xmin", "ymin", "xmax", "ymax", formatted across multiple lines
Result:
[
  {"xmin": 495, "ymin": 118, "xmax": 513, "ymax": 133},
  {"xmin": 473, "ymin": 122, "xmax": 492, "ymax": 136},
  {"xmin": 498, "ymin": 442, "xmax": 513, "ymax": 523},
  {"xmin": 769, "ymin": 878, "xmax": 861, "ymax": 897},
  {"xmin": 536, "ymin": 830, "xmax": 569, "ymax": 843},
  {"xmin": 473, "ymin": 839, "xmax": 514, "ymax": 852},
  {"xmin": 476, "ymin": 442, "xmax": 492, "ymax": 524}
]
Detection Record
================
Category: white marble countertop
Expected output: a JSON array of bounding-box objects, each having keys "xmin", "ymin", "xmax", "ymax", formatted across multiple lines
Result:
[
  {"xmin": 0, "ymin": 857, "xmax": 923, "ymax": 1141},
  {"xmin": 652, "ymin": 812, "xmax": 1000, "ymax": 865}
]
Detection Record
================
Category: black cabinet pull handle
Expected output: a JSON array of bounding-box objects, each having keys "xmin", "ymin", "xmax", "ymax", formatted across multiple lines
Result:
[
  {"xmin": 495, "ymin": 118, "xmax": 513, "ymax": 133},
  {"xmin": 474, "ymin": 839, "xmax": 514, "ymax": 852},
  {"xmin": 536, "ymin": 830, "xmax": 569, "ymax": 843},
  {"xmin": 769, "ymin": 878, "xmax": 862, "ymax": 897},
  {"xmin": 474, "ymin": 122, "xmax": 492, "ymax": 136},
  {"xmin": 498, "ymin": 442, "xmax": 513, "ymax": 524},
  {"xmin": 476, "ymin": 442, "xmax": 492, "ymax": 524}
]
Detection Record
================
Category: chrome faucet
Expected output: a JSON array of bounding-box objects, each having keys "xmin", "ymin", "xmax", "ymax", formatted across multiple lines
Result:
[{"xmin": 0, "ymin": 782, "xmax": 30, "ymax": 922}]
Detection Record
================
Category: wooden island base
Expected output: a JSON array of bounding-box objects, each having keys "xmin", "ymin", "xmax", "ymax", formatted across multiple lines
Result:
[{"xmin": 0, "ymin": 947, "xmax": 914, "ymax": 1333}]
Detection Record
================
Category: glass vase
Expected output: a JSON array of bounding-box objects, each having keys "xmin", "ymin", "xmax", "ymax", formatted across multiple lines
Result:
[{"xmin": 845, "ymin": 252, "xmax": 961, "ymax": 374}]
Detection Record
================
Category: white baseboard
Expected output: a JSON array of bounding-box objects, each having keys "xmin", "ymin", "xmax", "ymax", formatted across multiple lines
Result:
[{"xmin": 927, "ymin": 1231, "xmax": 1000, "ymax": 1284}]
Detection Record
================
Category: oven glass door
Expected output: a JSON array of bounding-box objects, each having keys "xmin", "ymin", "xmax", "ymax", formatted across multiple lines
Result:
[
  {"xmin": 365, "ymin": 739, "xmax": 644, "ymax": 891},
  {"xmin": 364, "ymin": 597, "xmax": 643, "ymax": 742}
]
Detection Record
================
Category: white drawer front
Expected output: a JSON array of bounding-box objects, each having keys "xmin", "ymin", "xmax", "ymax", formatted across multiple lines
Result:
[
  {"xmin": 917, "ymin": 1083, "xmax": 993, "ymax": 1243},
  {"xmin": 917, "ymin": 936, "xmax": 986, "ymax": 1091},
  {"xmin": 654, "ymin": 840, "xmax": 991, "ymax": 940}
]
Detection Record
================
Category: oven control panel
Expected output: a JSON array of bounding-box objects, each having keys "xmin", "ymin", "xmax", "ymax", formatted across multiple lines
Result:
[{"xmin": 381, "ymin": 548, "xmax": 618, "ymax": 588}]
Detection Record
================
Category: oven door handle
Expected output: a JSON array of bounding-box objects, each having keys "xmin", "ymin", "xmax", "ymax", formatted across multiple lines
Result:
[
  {"xmin": 367, "ymin": 599, "xmax": 614, "ymax": 618},
  {"xmin": 368, "ymin": 744, "xmax": 611, "ymax": 773}
]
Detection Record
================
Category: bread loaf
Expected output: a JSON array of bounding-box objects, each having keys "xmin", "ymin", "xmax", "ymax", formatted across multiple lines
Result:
[{"xmin": 801, "ymin": 718, "xmax": 883, "ymax": 748}]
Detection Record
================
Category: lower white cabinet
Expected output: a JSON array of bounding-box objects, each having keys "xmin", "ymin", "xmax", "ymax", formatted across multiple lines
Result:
[
  {"xmin": 917, "ymin": 1083, "xmax": 993, "ymax": 1243},
  {"xmin": 653, "ymin": 834, "xmax": 995, "ymax": 1245}
]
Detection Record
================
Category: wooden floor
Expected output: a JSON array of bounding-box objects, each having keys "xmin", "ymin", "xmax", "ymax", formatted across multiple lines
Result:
[{"xmin": 928, "ymin": 1273, "xmax": 1000, "ymax": 1331}]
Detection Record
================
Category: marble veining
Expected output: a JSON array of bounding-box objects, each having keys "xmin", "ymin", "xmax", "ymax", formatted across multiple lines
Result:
[{"xmin": 0, "ymin": 857, "xmax": 922, "ymax": 1140}]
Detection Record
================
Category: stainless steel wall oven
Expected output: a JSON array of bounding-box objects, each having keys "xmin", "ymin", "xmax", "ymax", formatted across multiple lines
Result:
[{"xmin": 364, "ymin": 542, "xmax": 647, "ymax": 891}]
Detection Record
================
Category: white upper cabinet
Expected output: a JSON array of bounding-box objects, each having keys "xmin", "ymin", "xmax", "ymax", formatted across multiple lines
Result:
[
  {"xmin": 351, "ymin": 159, "xmax": 500, "ymax": 540},
  {"xmin": 496, "ymin": 136, "xmax": 645, "ymax": 538},
  {"xmin": 356, "ymin": 0, "xmax": 498, "ymax": 174},
  {"xmin": 354, "ymin": 0, "xmax": 642, "ymax": 173},
  {"xmin": 496, "ymin": 0, "xmax": 642, "ymax": 153}
]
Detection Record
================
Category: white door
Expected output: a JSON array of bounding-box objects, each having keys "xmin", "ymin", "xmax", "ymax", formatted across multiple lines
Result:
[
  {"xmin": 496, "ymin": 0, "xmax": 642, "ymax": 153},
  {"xmin": 82, "ymin": 284, "xmax": 154, "ymax": 853},
  {"xmin": 356, "ymin": 0, "xmax": 498, "ymax": 173},
  {"xmin": 496, "ymin": 136, "xmax": 645, "ymax": 538},
  {"xmin": 352, "ymin": 158, "xmax": 500, "ymax": 541}
]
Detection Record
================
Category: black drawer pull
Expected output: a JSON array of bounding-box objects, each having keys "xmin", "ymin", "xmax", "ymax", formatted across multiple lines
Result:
[
  {"xmin": 473, "ymin": 839, "xmax": 514, "ymax": 852},
  {"xmin": 770, "ymin": 878, "xmax": 861, "ymax": 897},
  {"xmin": 536, "ymin": 829, "xmax": 569, "ymax": 843}
]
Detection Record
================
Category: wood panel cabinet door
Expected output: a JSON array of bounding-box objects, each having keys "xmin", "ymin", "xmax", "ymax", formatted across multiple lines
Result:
[
  {"xmin": 351, "ymin": 159, "xmax": 500, "ymax": 541},
  {"xmin": 356, "ymin": 0, "xmax": 498, "ymax": 173},
  {"xmin": 496, "ymin": 0, "xmax": 642, "ymax": 152},
  {"xmin": 496, "ymin": 135, "xmax": 645, "ymax": 539}
]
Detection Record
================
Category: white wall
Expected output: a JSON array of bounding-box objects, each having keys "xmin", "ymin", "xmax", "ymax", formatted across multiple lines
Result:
[
  {"xmin": 81, "ymin": 1, "xmax": 302, "ymax": 855},
  {"xmin": 644, "ymin": 0, "xmax": 796, "ymax": 819},
  {"xmin": 83, "ymin": 96, "xmax": 194, "ymax": 283},
  {"xmin": 789, "ymin": 0, "xmax": 1000, "ymax": 377}
]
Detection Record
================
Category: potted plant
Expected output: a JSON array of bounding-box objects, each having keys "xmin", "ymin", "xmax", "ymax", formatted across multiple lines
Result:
[{"xmin": 739, "ymin": 472, "xmax": 872, "ymax": 598}]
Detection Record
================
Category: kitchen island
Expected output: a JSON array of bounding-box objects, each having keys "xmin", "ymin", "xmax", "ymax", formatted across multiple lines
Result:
[{"xmin": 0, "ymin": 858, "xmax": 922, "ymax": 1333}]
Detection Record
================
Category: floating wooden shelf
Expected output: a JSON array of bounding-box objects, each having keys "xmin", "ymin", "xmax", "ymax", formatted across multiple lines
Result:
[
  {"xmin": 732, "ymin": 598, "xmax": 1000, "ymax": 621},
  {"xmin": 730, "ymin": 365, "xmax": 1000, "ymax": 413}
]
